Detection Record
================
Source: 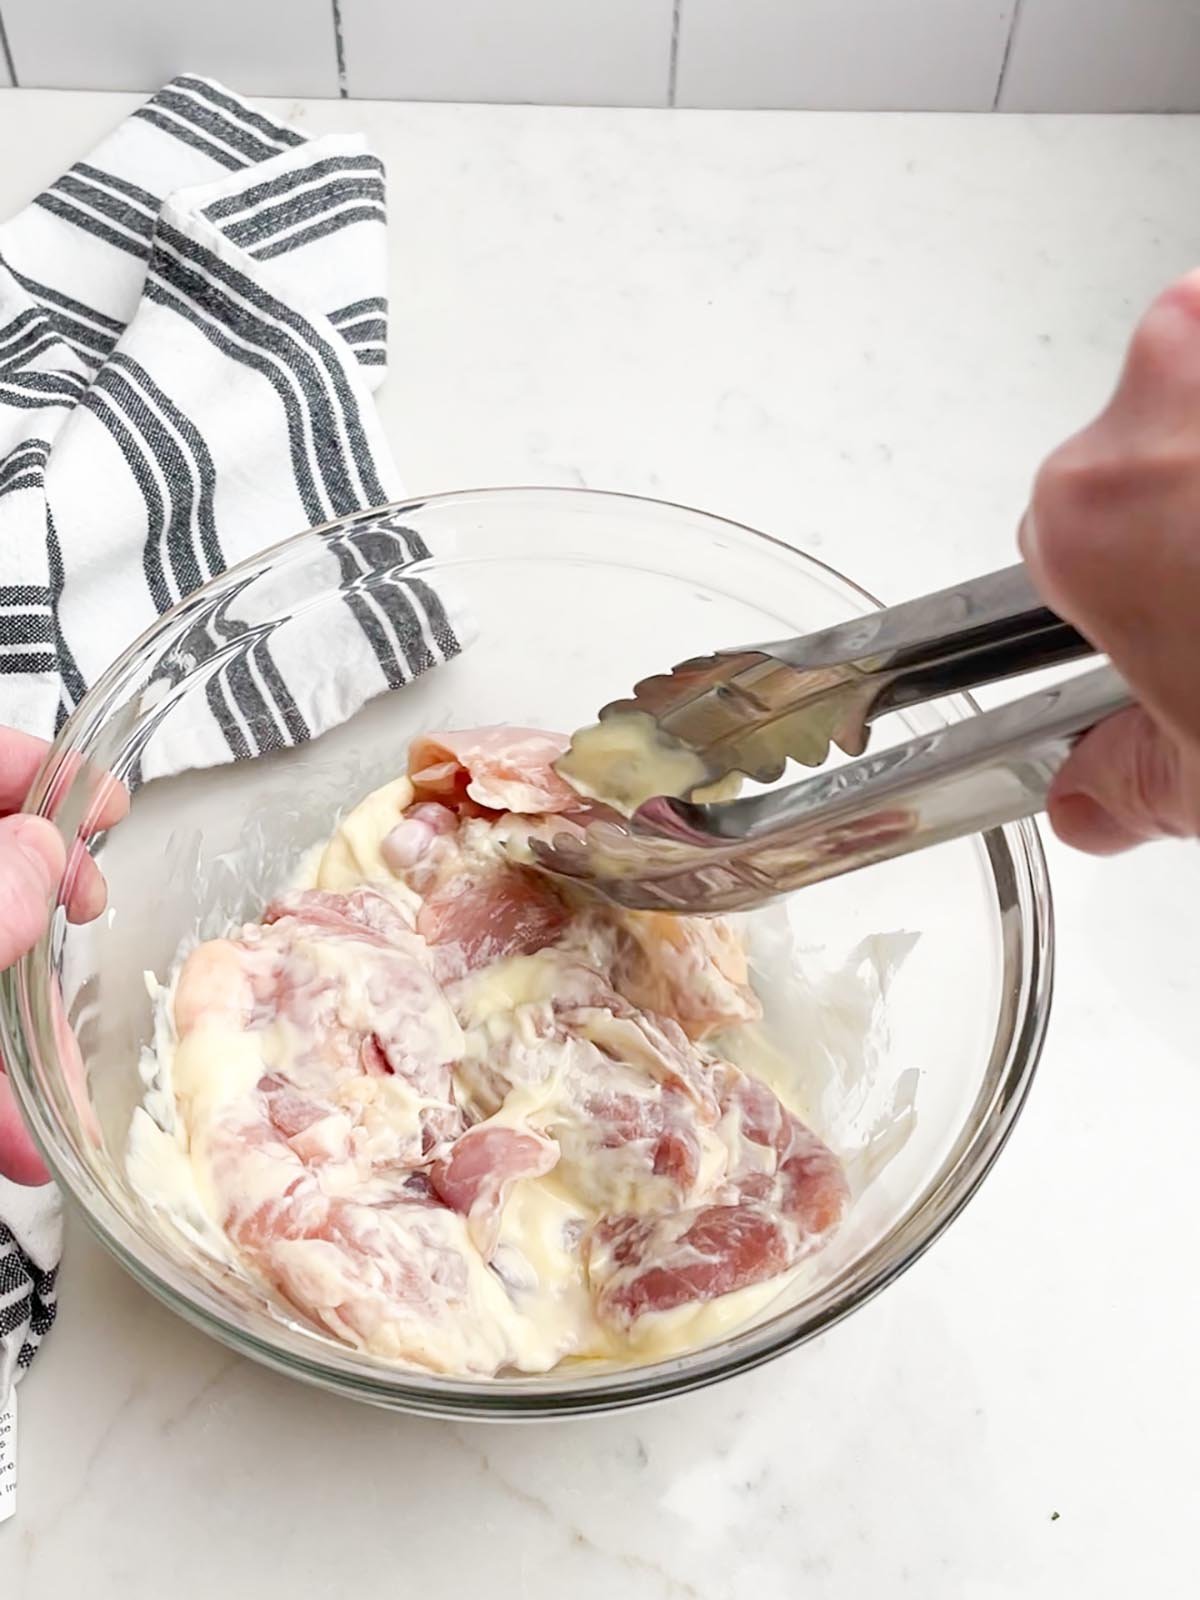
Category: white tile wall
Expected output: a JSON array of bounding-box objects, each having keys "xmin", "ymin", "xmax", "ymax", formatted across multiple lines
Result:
[
  {"xmin": 0, "ymin": 0, "xmax": 1196, "ymax": 110},
  {"xmin": 1, "ymin": 0, "xmax": 340, "ymax": 97},
  {"xmin": 675, "ymin": 0, "xmax": 1017, "ymax": 110},
  {"xmin": 341, "ymin": 0, "xmax": 674, "ymax": 107},
  {"xmin": 999, "ymin": 0, "xmax": 1200, "ymax": 112}
]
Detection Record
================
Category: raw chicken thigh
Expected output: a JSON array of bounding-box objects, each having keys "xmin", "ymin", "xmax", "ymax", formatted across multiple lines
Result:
[{"xmin": 136, "ymin": 727, "xmax": 849, "ymax": 1375}]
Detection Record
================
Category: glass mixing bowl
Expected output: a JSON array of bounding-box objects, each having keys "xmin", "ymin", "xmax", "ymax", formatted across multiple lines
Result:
[{"xmin": 0, "ymin": 488, "xmax": 1051, "ymax": 1418}]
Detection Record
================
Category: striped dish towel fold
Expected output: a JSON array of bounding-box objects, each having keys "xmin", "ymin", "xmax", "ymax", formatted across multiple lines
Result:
[{"xmin": 0, "ymin": 76, "xmax": 463, "ymax": 1410}]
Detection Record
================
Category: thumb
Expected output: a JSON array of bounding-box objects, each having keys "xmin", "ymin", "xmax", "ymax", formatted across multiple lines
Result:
[
  {"xmin": 1047, "ymin": 706, "xmax": 1200, "ymax": 855},
  {"xmin": 0, "ymin": 814, "xmax": 65, "ymax": 969}
]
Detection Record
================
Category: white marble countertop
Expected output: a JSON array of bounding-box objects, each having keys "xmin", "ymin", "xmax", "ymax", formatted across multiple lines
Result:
[{"xmin": 3, "ymin": 89, "xmax": 1200, "ymax": 1599}]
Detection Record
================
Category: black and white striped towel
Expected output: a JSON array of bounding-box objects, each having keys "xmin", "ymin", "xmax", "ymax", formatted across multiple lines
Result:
[{"xmin": 0, "ymin": 76, "xmax": 462, "ymax": 1406}]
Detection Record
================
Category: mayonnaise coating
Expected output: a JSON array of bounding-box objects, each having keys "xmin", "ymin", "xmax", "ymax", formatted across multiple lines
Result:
[{"xmin": 128, "ymin": 727, "xmax": 849, "ymax": 1375}]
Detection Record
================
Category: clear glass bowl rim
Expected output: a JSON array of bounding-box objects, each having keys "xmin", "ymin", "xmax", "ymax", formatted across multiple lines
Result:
[{"xmin": 0, "ymin": 486, "xmax": 1054, "ymax": 1419}]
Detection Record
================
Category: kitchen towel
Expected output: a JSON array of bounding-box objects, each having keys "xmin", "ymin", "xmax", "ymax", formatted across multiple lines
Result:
[
  {"xmin": 0, "ymin": 1179, "xmax": 57, "ymax": 1403},
  {"xmin": 0, "ymin": 76, "xmax": 462, "ymax": 1402}
]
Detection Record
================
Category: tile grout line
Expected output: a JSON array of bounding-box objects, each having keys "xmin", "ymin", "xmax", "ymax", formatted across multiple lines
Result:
[
  {"xmin": 0, "ymin": 7, "xmax": 18, "ymax": 89},
  {"xmin": 667, "ymin": 0, "xmax": 682, "ymax": 107},
  {"xmin": 331, "ymin": 0, "xmax": 349, "ymax": 99},
  {"xmin": 992, "ymin": 0, "xmax": 1025, "ymax": 111}
]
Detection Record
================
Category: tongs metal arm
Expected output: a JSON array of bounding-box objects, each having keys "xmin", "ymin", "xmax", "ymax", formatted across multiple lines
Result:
[
  {"xmin": 580, "ymin": 565, "xmax": 1099, "ymax": 797},
  {"xmin": 546, "ymin": 667, "xmax": 1134, "ymax": 913},
  {"xmin": 755, "ymin": 562, "xmax": 1093, "ymax": 724}
]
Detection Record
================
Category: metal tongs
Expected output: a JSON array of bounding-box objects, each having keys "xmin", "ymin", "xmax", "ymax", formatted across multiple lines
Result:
[{"xmin": 531, "ymin": 564, "xmax": 1134, "ymax": 913}]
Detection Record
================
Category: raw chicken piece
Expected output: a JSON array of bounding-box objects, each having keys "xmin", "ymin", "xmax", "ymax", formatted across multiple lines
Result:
[
  {"xmin": 548, "ymin": 1001, "xmax": 730, "ymax": 1217},
  {"xmin": 203, "ymin": 1109, "xmax": 512, "ymax": 1373},
  {"xmin": 585, "ymin": 1061, "xmax": 848, "ymax": 1329},
  {"xmin": 445, "ymin": 955, "xmax": 611, "ymax": 1117},
  {"xmin": 562, "ymin": 998, "xmax": 720, "ymax": 1116},
  {"xmin": 613, "ymin": 911, "xmax": 761, "ymax": 1041},
  {"xmin": 170, "ymin": 917, "xmax": 530, "ymax": 1370},
  {"xmin": 256, "ymin": 1072, "xmax": 338, "ymax": 1140},
  {"xmin": 449, "ymin": 969, "xmax": 726, "ymax": 1216},
  {"xmin": 381, "ymin": 801, "xmax": 458, "ymax": 880},
  {"xmin": 173, "ymin": 937, "xmax": 258, "ymax": 1035},
  {"xmin": 418, "ymin": 866, "xmax": 568, "ymax": 981},
  {"xmin": 264, "ymin": 891, "xmax": 459, "ymax": 1080},
  {"xmin": 144, "ymin": 725, "xmax": 850, "ymax": 1377},
  {"xmin": 264, "ymin": 886, "xmax": 418, "ymax": 948},
  {"xmin": 430, "ymin": 1123, "xmax": 559, "ymax": 1256},
  {"xmin": 373, "ymin": 766, "xmax": 573, "ymax": 984},
  {"xmin": 178, "ymin": 886, "xmax": 465, "ymax": 1173},
  {"xmin": 587, "ymin": 1206, "xmax": 790, "ymax": 1324},
  {"xmin": 408, "ymin": 726, "xmax": 578, "ymax": 815},
  {"xmin": 557, "ymin": 1072, "xmax": 712, "ymax": 1212}
]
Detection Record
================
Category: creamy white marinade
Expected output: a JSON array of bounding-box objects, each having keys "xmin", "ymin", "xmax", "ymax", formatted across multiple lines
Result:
[
  {"xmin": 558, "ymin": 708, "xmax": 743, "ymax": 813},
  {"xmin": 128, "ymin": 728, "xmax": 849, "ymax": 1375}
]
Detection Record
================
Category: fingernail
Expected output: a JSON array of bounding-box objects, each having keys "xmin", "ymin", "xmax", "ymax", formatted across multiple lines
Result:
[
  {"xmin": 1048, "ymin": 792, "xmax": 1146, "ymax": 855},
  {"xmin": 66, "ymin": 861, "xmax": 107, "ymax": 925},
  {"xmin": 8, "ymin": 816, "xmax": 64, "ymax": 887}
]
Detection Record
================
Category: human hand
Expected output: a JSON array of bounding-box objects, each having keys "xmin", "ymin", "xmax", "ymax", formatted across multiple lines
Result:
[
  {"xmin": 0, "ymin": 727, "xmax": 123, "ymax": 1184},
  {"xmin": 1022, "ymin": 273, "xmax": 1200, "ymax": 854}
]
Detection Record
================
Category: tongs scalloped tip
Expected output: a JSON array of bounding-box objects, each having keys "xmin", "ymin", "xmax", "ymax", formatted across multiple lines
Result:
[{"xmin": 540, "ymin": 564, "xmax": 1126, "ymax": 914}]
